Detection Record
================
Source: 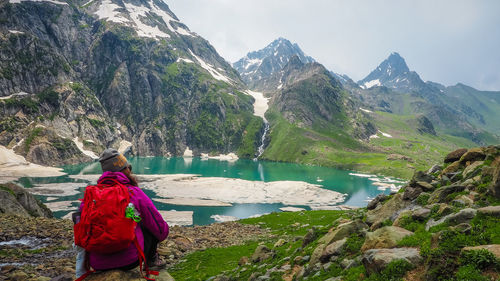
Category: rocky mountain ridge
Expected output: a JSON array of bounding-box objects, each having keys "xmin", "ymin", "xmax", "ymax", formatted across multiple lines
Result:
[{"xmin": 0, "ymin": 0, "xmax": 262, "ymax": 165}]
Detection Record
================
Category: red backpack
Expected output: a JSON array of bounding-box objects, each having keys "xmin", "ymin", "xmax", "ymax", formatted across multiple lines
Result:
[
  {"xmin": 74, "ymin": 178, "xmax": 137, "ymax": 253},
  {"xmin": 74, "ymin": 178, "xmax": 159, "ymax": 281}
]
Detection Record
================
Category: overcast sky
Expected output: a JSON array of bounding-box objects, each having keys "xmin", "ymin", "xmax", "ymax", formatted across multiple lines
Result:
[{"xmin": 168, "ymin": 0, "xmax": 500, "ymax": 91}]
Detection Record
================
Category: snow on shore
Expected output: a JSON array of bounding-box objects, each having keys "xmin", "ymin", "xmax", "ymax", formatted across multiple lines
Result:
[
  {"xmin": 0, "ymin": 145, "xmax": 66, "ymax": 183},
  {"xmin": 69, "ymin": 174, "xmax": 346, "ymax": 208}
]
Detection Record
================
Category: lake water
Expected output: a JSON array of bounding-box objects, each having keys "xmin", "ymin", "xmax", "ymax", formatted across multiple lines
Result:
[{"xmin": 18, "ymin": 157, "xmax": 404, "ymax": 225}]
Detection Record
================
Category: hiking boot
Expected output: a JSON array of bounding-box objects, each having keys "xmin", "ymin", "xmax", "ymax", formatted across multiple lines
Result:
[{"xmin": 147, "ymin": 252, "xmax": 166, "ymax": 270}]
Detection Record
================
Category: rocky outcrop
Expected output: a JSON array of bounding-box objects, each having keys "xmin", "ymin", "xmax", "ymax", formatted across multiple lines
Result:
[
  {"xmin": 361, "ymin": 226, "xmax": 413, "ymax": 252},
  {"xmin": 0, "ymin": 0, "xmax": 259, "ymax": 165},
  {"xmin": 362, "ymin": 248, "xmax": 421, "ymax": 274},
  {"xmin": 0, "ymin": 183, "xmax": 52, "ymax": 217}
]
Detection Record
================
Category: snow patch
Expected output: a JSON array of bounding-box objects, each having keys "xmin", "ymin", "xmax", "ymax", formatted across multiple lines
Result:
[
  {"xmin": 369, "ymin": 134, "xmax": 379, "ymax": 139},
  {"xmin": 364, "ymin": 79, "xmax": 381, "ymax": 89},
  {"xmin": 245, "ymin": 90, "xmax": 269, "ymax": 120},
  {"xmin": 280, "ymin": 207, "xmax": 306, "ymax": 212},
  {"xmin": 210, "ymin": 215, "xmax": 238, "ymax": 223},
  {"xmin": 9, "ymin": 0, "xmax": 67, "ymax": 4},
  {"xmin": 159, "ymin": 210, "xmax": 193, "ymax": 226},
  {"xmin": 94, "ymin": 0, "xmax": 129, "ymax": 23},
  {"xmin": 176, "ymin": 57, "xmax": 194, "ymax": 64},
  {"xmin": 349, "ymin": 172, "xmax": 376, "ymax": 178},
  {"xmin": 183, "ymin": 147, "xmax": 193, "ymax": 157},
  {"xmin": 8, "ymin": 30, "xmax": 25, "ymax": 34},
  {"xmin": 378, "ymin": 130, "xmax": 392, "ymax": 138},
  {"xmin": 243, "ymin": 58, "xmax": 262, "ymax": 70},
  {"xmin": 359, "ymin": 107, "xmax": 373, "ymax": 113},
  {"xmin": 189, "ymin": 50, "xmax": 232, "ymax": 83},
  {"xmin": 123, "ymin": 2, "xmax": 170, "ymax": 39},
  {"xmin": 72, "ymin": 137, "xmax": 99, "ymax": 159}
]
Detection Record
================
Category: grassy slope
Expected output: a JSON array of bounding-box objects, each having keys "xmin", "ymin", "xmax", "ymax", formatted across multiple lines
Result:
[{"xmin": 261, "ymin": 109, "xmax": 476, "ymax": 179}]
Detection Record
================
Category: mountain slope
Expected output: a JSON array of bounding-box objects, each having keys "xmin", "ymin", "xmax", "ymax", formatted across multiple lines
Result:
[{"xmin": 0, "ymin": 0, "xmax": 262, "ymax": 164}]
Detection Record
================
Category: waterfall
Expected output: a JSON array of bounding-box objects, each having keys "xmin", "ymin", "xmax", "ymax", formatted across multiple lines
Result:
[{"xmin": 254, "ymin": 120, "xmax": 269, "ymax": 160}]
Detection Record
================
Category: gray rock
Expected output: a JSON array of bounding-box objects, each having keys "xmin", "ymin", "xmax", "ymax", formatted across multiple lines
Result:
[
  {"xmin": 403, "ymin": 186, "xmax": 423, "ymax": 201},
  {"xmin": 367, "ymin": 194, "xmax": 387, "ymax": 210},
  {"xmin": 429, "ymin": 185, "xmax": 465, "ymax": 203},
  {"xmin": 251, "ymin": 245, "xmax": 273, "ymax": 263},
  {"xmin": 426, "ymin": 208, "xmax": 477, "ymax": 230},
  {"xmin": 427, "ymin": 164, "xmax": 442, "ymax": 174},
  {"xmin": 444, "ymin": 148, "xmax": 468, "ymax": 163},
  {"xmin": 412, "ymin": 208, "xmax": 431, "ymax": 220},
  {"xmin": 340, "ymin": 258, "xmax": 359, "ymax": 269},
  {"xmin": 361, "ymin": 226, "xmax": 413, "ymax": 252},
  {"xmin": 302, "ymin": 229, "xmax": 317, "ymax": 247},
  {"xmin": 320, "ymin": 238, "xmax": 347, "ymax": 262},
  {"xmin": 365, "ymin": 194, "xmax": 410, "ymax": 229},
  {"xmin": 451, "ymin": 223, "xmax": 472, "ymax": 234},
  {"xmin": 318, "ymin": 220, "xmax": 368, "ymax": 245},
  {"xmin": 362, "ymin": 247, "xmax": 422, "ymax": 274},
  {"xmin": 478, "ymin": 206, "xmax": 500, "ymax": 217}
]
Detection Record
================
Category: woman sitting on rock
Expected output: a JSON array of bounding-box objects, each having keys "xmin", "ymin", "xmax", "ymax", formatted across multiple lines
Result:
[{"xmin": 74, "ymin": 148, "xmax": 168, "ymax": 278}]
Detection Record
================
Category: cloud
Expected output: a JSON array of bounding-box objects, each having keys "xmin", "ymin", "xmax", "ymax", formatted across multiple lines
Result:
[{"xmin": 168, "ymin": 0, "xmax": 500, "ymax": 90}]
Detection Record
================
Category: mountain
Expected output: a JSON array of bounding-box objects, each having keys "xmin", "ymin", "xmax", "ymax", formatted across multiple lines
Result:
[
  {"xmin": 0, "ymin": 0, "xmax": 262, "ymax": 165},
  {"xmin": 353, "ymin": 52, "xmax": 500, "ymax": 144},
  {"xmin": 233, "ymin": 37, "xmax": 315, "ymax": 91},
  {"xmin": 358, "ymin": 52, "xmax": 428, "ymax": 92}
]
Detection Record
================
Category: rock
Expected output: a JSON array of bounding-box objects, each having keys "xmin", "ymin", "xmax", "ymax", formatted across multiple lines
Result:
[
  {"xmin": 318, "ymin": 220, "xmax": 368, "ymax": 245},
  {"xmin": 451, "ymin": 223, "xmax": 472, "ymax": 234},
  {"xmin": 442, "ymin": 161, "xmax": 461, "ymax": 175},
  {"xmin": 362, "ymin": 248, "xmax": 422, "ymax": 274},
  {"xmin": 367, "ymin": 194, "xmax": 387, "ymax": 210},
  {"xmin": 412, "ymin": 208, "xmax": 431, "ymax": 220},
  {"xmin": 309, "ymin": 243, "xmax": 327, "ymax": 266},
  {"xmin": 462, "ymin": 161, "xmax": 484, "ymax": 178},
  {"xmin": 452, "ymin": 195, "xmax": 473, "ymax": 207},
  {"xmin": 0, "ymin": 188, "xmax": 30, "ymax": 216},
  {"xmin": 460, "ymin": 148, "xmax": 486, "ymax": 163},
  {"xmin": 302, "ymin": 229, "xmax": 317, "ymax": 247},
  {"xmin": 429, "ymin": 185, "xmax": 466, "ymax": 203},
  {"xmin": 239, "ymin": 256, "xmax": 249, "ymax": 266},
  {"xmin": 361, "ymin": 226, "xmax": 413, "ymax": 252},
  {"xmin": 293, "ymin": 256, "xmax": 303, "ymax": 264},
  {"xmin": 403, "ymin": 186, "xmax": 423, "ymax": 201},
  {"xmin": 274, "ymin": 239, "xmax": 286, "ymax": 248},
  {"xmin": 463, "ymin": 245, "xmax": 500, "ymax": 259},
  {"xmin": 365, "ymin": 194, "xmax": 410, "ymax": 229},
  {"xmin": 340, "ymin": 258, "xmax": 359, "ymax": 269},
  {"xmin": 0, "ymin": 183, "xmax": 52, "ymax": 218},
  {"xmin": 426, "ymin": 208, "xmax": 477, "ymax": 230},
  {"xmin": 412, "ymin": 170, "xmax": 434, "ymax": 184},
  {"xmin": 446, "ymin": 208, "xmax": 477, "ymax": 225},
  {"xmin": 320, "ymin": 238, "xmax": 347, "ymax": 262},
  {"xmin": 251, "ymin": 245, "xmax": 273, "ymax": 263},
  {"xmin": 324, "ymin": 277, "xmax": 342, "ymax": 281},
  {"xmin": 414, "ymin": 181, "xmax": 435, "ymax": 192},
  {"xmin": 444, "ymin": 148, "xmax": 468, "ymax": 163},
  {"xmin": 427, "ymin": 164, "xmax": 442, "ymax": 174},
  {"xmin": 477, "ymin": 206, "xmax": 500, "ymax": 217}
]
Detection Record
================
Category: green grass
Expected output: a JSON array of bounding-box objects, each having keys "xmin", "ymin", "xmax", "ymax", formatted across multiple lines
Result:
[
  {"xmin": 25, "ymin": 127, "xmax": 43, "ymax": 153},
  {"xmin": 169, "ymin": 242, "xmax": 259, "ymax": 281},
  {"xmin": 240, "ymin": 210, "xmax": 345, "ymax": 236}
]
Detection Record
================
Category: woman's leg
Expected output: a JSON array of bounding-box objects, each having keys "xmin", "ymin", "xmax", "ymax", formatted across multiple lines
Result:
[{"xmin": 141, "ymin": 226, "xmax": 159, "ymax": 263}]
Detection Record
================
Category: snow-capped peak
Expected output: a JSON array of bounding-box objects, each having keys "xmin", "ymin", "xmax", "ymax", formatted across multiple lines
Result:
[{"xmin": 92, "ymin": 0, "xmax": 195, "ymax": 40}]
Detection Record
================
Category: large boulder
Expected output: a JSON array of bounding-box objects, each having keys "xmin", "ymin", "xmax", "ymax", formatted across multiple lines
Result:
[
  {"xmin": 478, "ymin": 206, "xmax": 500, "ymax": 217},
  {"xmin": 309, "ymin": 243, "xmax": 327, "ymax": 266},
  {"xmin": 428, "ymin": 185, "xmax": 465, "ymax": 203},
  {"xmin": 362, "ymin": 248, "xmax": 421, "ymax": 275},
  {"xmin": 426, "ymin": 208, "xmax": 477, "ymax": 230},
  {"xmin": 444, "ymin": 148, "xmax": 468, "ymax": 163},
  {"xmin": 460, "ymin": 148, "xmax": 486, "ymax": 163},
  {"xmin": 251, "ymin": 245, "xmax": 273, "ymax": 263},
  {"xmin": 441, "ymin": 161, "xmax": 461, "ymax": 175},
  {"xmin": 361, "ymin": 226, "xmax": 413, "ymax": 252},
  {"xmin": 318, "ymin": 220, "xmax": 368, "ymax": 245},
  {"xmin": 0, "ymin": 183, "xmax": 52, "ymax": 217},
  {"xmin": 365, "ymin": 194, "xmax": 410, "ymax": 229},
  {"xmin": 462, "ymin": 161, "xmax": 483, "ymax": 179},
  {"xmin": 320, "ymin": 238, "xmax": 347, "ymax": 262}
]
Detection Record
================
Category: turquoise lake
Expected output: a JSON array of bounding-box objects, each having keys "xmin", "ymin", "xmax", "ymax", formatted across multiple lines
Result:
[{"xmin": 18, "ymin": 157, "xmax": 404, "ymax": 225}]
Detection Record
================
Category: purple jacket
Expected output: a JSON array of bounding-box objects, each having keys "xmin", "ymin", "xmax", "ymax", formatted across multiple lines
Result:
[{"xmin": 79, "ymin": 171, "xmax": 169, "ymax": 270}]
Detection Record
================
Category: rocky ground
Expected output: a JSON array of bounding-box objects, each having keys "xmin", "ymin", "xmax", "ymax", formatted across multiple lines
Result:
[{"xmin": 0, "ymin": 214, "xmax": 270, "ymax": 281}]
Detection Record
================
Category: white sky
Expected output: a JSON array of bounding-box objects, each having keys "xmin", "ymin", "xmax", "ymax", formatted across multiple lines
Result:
[{"xmin": 168, "ymin": 0, "xmax": 500, "ymax": 91}]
